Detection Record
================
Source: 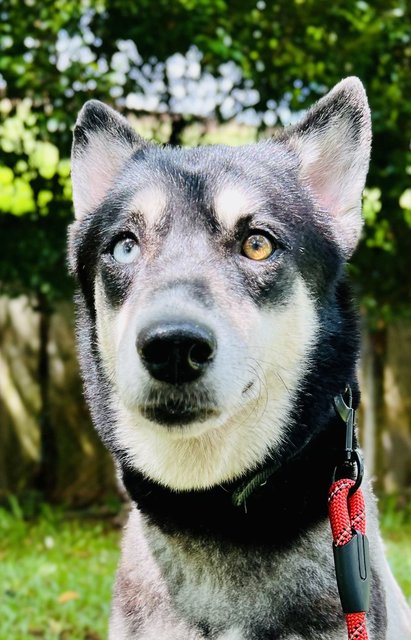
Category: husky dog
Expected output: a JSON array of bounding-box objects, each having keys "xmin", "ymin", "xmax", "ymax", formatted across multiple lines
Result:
[{"xmin": 69, "ymin": 78, "xmax": 411, "ymax": 639}]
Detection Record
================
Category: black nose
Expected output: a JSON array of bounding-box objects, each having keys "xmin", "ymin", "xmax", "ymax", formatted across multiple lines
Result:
[{"xmin": 137, "ymin": 321, "xmax": 216, "ymax": 384}]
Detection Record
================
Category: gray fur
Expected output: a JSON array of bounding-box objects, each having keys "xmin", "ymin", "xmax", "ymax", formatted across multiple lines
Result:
[
  {"xmin": 110, "ymin": 483, "xmax": 410, "ymax": 639},
  {"xmin": 69, "ymin": 78, "xmax": 411, "ymax": 639}
]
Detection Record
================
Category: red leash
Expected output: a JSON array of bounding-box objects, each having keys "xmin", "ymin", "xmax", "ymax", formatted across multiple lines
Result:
[
  {"xmin": 329, "ymin": 479, "xmax": 368, "ymax": 640},
  {"xmin": 329, "ymin": 389, "xmax": 370, "ymax": 640}
]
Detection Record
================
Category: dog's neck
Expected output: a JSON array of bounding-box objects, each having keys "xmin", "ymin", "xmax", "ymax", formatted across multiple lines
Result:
[
  {"xmin": 121, "ymin": 281, "xmax": 361, "ymax": 547},
  {"xmin": 122, "ymin": 383, "xmax": 359, "ymax": 548}
]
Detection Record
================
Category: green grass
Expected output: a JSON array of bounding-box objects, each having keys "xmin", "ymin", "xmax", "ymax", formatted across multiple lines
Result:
[
  {"xmin": 379, "ymin": 496, "xmax": 411, "ymax": 606},
  {"xmin": 0, "ymin": 496, "xmax": 410, "ymax": 639},
  {"xmin": 0, "ymin": 498, "xmax": 120, "ymax": 640}
]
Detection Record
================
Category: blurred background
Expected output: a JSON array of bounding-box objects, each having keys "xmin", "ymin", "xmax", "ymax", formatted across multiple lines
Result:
[{"xmin": 0, "ymin": 0, "xmax": 410, "ymax": 638}]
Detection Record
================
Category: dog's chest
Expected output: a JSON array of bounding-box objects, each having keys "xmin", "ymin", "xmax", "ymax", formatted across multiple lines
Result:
[{"xmin": 145, "ymin": 518, "xmax": 343, "ymax": 638}]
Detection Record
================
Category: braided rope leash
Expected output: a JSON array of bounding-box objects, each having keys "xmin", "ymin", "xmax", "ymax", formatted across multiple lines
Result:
[
  {"xmin": 328, "ymin": 478, "xmax": 369, "ymax": 640},
  {"xmin": 329, "ymin": 388, "xmax": 370, "ymax": 640}
]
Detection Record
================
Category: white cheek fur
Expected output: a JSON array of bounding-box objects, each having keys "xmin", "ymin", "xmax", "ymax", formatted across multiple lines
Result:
[{"xmin": 95, "ymin": 275, "xmax": 319, "ymax": 490}]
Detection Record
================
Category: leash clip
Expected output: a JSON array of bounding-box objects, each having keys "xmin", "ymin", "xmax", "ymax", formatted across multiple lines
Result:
[{"xmin": 333, "ymin": 387, "xmax": 364, "ymax": 496}]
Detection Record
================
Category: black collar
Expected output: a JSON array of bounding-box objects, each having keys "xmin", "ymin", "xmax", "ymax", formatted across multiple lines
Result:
[{"xmin": 121, "ymin": 389, "xmax": 359, "ymax": 546}]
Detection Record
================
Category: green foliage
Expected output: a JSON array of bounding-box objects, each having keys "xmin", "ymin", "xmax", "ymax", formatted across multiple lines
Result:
[{"xmin": 0, "ymin": 0, "xmax": 410, "ymax": 318}]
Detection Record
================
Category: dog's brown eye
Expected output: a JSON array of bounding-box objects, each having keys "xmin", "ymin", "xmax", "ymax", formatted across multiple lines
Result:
[{"xmin": 242, "ymin": 234, "xmax": 274, "ymax": 261}]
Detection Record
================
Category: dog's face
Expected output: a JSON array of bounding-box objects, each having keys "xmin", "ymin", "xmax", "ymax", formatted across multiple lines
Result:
[{"xmin": 69, "ymin": 78, "xmax": 370, "ymax": 490}]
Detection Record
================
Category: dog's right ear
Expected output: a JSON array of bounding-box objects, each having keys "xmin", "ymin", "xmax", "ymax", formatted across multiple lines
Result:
[{"xmin": 71, "ymin": 100, "xmax": 147, "ymax": 220}]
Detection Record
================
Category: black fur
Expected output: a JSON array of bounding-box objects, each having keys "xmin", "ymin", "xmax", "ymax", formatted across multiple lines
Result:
[
  {"xmin": 70, "ymin": 141, "xmax": 342, "ymax": 316},
  {"xmin": 121, "ymin": 278, "xmax": 361, "ymax": 548},
  {"xmin": 69, "ymin": 140, "xmax": 385, "ymax": 636},
  {"xmin": 68, "ymin": 83, "xmax": 411, "ymax": 638},
  {"xmin": 73, "ymin": 99, "xmax": 142, "ymax": 151}
]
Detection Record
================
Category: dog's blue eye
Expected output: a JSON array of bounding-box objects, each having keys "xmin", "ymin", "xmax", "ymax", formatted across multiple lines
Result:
[{"xmin": 112, "ymin": 237, "xmax": 140, "ymax": 264}]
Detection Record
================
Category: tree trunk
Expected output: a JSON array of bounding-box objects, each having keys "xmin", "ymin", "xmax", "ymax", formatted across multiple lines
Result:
[
  {"xmin": 383, "ymin": 319, "xmax": 411, "ymax": 492},
  {"xmin": 35, "ymin": 293, "xmax": 58, "ymax": 497},
  {"xmin": 359, "ymin": 325, "xmax": 386, "ymax": 491},
  {"xmin": 169, "ymin": 115, "xmax": 187, "ymax": 145},
  {"xmin": 368, "ymin": 327, "xmax": 387, "ymax": 493},
  {"xmin": 359, "ymin": 327, "xmax": 376, "ymax": 479}
]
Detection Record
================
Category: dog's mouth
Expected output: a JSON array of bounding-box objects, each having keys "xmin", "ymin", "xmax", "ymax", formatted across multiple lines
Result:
[
  {"xmin": 137, "ymin": 378, "xmax": 255, "ymax": 427},
  {"xmin": 139, "ymin": 386, "xmax": 219, "ymax": 426},
  {"xmin": 141, "ymin": 402, "xmax": 219, "ymax": 426}
]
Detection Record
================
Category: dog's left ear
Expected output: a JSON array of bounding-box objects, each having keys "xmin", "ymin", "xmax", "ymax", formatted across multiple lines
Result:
[
  {"xmin": 71, "ymin": 100, "xmax": 148, "ymax": 220},
  {"xmin": 280, "ymin": 77, "xmax": 371, "ymax": 257}
]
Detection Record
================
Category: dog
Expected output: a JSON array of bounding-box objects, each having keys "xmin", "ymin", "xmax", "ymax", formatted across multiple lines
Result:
[{"xmin": 69, "ymin": 77, "xmax": 411, "ymax": 639}]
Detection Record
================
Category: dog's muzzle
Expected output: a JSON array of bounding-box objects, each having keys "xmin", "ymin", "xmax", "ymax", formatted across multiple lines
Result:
[{"xmin": 137, "ymin": 320, "xmax": 216, "ymax": 385}]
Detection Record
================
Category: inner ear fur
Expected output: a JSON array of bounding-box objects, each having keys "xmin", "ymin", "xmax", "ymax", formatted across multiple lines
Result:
[
  {"xmin": 71, "ymin": 100, "xmax": 147, "ymax": 220},
  {"xmin": 278, "ymin": 77, "xmax": 371, "ymax": 257}
]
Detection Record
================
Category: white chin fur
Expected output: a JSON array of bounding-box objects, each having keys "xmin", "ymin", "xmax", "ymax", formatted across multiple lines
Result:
[{"xmin": 109, "ymin": 276, "xmax": 319, "ymax": 491}]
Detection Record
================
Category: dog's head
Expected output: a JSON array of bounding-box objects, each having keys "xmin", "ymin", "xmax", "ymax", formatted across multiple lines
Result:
[{"xmin": 69, "ymin": 78, "xmax": 371, "ymax": 490}]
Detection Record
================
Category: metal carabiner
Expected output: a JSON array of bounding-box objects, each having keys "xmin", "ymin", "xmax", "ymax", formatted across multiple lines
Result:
[{"xmin": 333, "ymin": 387, "xmax": 364, "ymax": 496}]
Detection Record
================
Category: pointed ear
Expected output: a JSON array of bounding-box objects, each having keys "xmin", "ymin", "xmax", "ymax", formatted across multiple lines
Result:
[
  {"xmin": 71, "ymin": 100, "xmax": 147, "ymax": 219},
  {"xmin": 280, "ymin": 77, "xmax": 371, "ymax": 256}
]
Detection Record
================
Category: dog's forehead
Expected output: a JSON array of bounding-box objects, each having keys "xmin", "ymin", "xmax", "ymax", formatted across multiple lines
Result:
[{"xmin": 123, "ymin": 142, "xmax": 298, "ymax": 228}]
